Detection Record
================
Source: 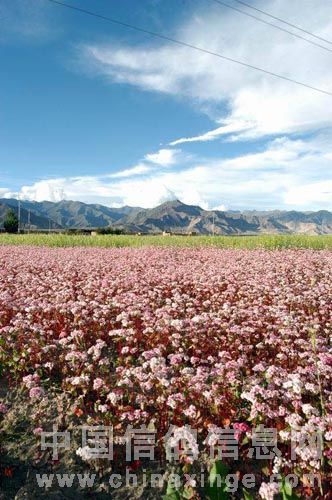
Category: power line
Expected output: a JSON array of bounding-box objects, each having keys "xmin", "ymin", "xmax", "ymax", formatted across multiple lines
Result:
[
  {"xmin": 210, "ymin": 0, "xmax": 332, "ymax": 54},
  {"xmin": 232, "ymin": 0, "xmax": 332, "ymax": 47},
  {"xmin": 45, "ymin": 0, "xmax": 332, "ymax": 97}
]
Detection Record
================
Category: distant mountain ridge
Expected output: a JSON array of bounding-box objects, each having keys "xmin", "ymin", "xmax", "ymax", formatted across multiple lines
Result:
[
  {"xmin": 0, "ymin": 198, "xmax": 142, "ymax": 231},
  {"xmin": 1, "ymin": 198, "xmax": 332, "ymax": 235}
]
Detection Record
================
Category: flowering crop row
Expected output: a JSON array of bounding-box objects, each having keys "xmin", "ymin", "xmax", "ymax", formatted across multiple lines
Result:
[{"xmin": 0, "ymin": 246, "xmax": 331, "ymax": 498}]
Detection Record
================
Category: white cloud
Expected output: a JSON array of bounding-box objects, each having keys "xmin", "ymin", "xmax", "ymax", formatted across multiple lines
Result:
[
  {"xmin": 145, "ymin": 148, "xmax": 181, "ymax": 166},
  {"xmin": 169, "ymin": 121, "xmax": 253, "ymax": 146},
  {"xmin": 108, "ymin": 164, "xmax": 152, "ymax": 178},
  {"xmin": 284, "ymin": 181, "xmax": 332, "ymax": 207},
  {"xmin": 3, "ymin": 181, "xmax": 66, "ymax": 203},
  {"xmin": 211, "ymin": 204, "xmax": 227, "ymax": 211},
  {"xmin": 0, "ymin": 188, "xmax": 10, "ymax": 198},
  {"xmin": 80, "ymin": 0, "xmax": 332, "ymax": 141},
  {"xmin": 105, "ymin": 148, "xmax": 184, "ymax": 179},
  {"xmin": 3, "ymin": 134, "xmax": 332, "ymax": 211}
]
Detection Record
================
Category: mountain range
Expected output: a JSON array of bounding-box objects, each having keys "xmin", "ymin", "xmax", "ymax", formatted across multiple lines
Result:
[{"xmin": 1, "ymin": 198, "xmax": 332, "ymax": 235}]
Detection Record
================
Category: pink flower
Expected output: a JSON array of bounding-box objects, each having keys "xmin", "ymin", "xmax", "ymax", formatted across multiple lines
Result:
[
  {"xmin": 23, "ymin": 373, "xmax": 40, "ymax": 389},
  {"xmin": 233, "ymin": 422, "xmax": 251, "ymax": 432},
  {"xmin": 33, "ymin": 427, "xmax": 43, "ymax": 435},
  {"xmin": 29, "ymin": 387, "xmax": 45, "ymax": 399},
  {"xmin": 168, "ymin": 354, "xmax": 183, "ymax": 365},
  {"xmin": 234, "ymin": 422, "xmax": 251, "ymax": 441},
  {"xmin": 0, "ymin": 402, "xmax": 8, "ymax": 414},
  {"xmin": 252, "ymin": 362, "xmax": 266, "ymax": 372},
  {"xmin": 93, "ymin": 378, "xmax": 104, "ymax": 390}
]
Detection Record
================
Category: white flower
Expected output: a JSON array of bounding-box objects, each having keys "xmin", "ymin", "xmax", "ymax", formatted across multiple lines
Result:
[
  {"xmin": 241, "ymin": 391, "xmax": 255, "ymax": 404},
  {"xmin": 325, "ymin": 431, "xmax": 332, "ymax": 441},
  {"xmin": 302, "ymin": 404, "xmax": 318, "ymax": 416},
  {"xmin": 107, "ymin": 391, "xmax": 120, "ymax": 405},
  {"xmin": 76, "ymin": 446, "xmax": 94, "ymax": 462},
  {"xmin": 259, "ymin": 481, "xmax": 280, "ymax": 500},
  {"xmin": 98, "ymin": 404, "xmax": 108, "ymax": 413},
  {"xmin": 279, "ymin": 430, "xmax": 290, "ymax": 442},
  {"xmin": 170, "ymin": 319, "xmax": 183, "ymax": 330},
  {"xmin": 165, "ymin": 426, "xmax": 199, "ymax": 463},
  {"xmin": 272, "ymin": 456, "xmax": 283, "ymax": 474},
  {"xmin": 283, "ymin": 374, "xmax": 302, "ymax": 394},
  {"xmin": 184, "ymin": 405, "xmax": 197, "ymax": 419}
]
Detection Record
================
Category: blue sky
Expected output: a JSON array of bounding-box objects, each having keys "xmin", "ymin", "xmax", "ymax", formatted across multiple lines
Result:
[{"xmin": 1, "ymin": 0, "xmax": 331, "ymax": 210}]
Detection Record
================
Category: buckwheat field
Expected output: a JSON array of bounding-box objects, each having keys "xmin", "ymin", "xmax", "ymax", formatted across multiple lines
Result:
[{"xmin": 0, "ymin": 246, "xmax": 331, "ymax": 499}]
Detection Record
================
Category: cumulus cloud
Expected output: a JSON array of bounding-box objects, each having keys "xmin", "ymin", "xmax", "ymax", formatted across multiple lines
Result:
[
  {"xmin": 105, "ymin": 148, "xmax": 184, "ymax": 180},
  {"xmin": 0, "ymin": 188, "xmax": 10, "ymax": 198},
  {"xmin": 145, "ymin": 148, "xmax": 181, "ymax": 166},
  {"xmin": 211, "ymin": 204, "xmax": 227, "ymax": 211},
  {"xmin": 284, "ymin": 181, "xmax": 332, "ymax": 207},
  {"xmin": 3, "ymin": 134, "xmax": 332, "ymax": 210},
  {"xmin": 80, "ymin": 0, "xmax": 332, "ymax": 141}
]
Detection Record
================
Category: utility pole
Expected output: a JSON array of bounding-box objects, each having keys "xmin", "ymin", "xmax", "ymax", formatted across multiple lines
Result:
[
  {"xmin": 28, "ymin": 209, "xmax": 31, "ymax": 234},
  {"xmin": 212, "ymin": 212, "xmax": 215, "ymax": 236},
  {"xmin": 17, "ymin": 197, "xmax": 21, "ymax": 234}
]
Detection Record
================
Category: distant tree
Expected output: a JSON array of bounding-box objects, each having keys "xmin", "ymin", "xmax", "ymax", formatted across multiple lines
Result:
[
  {"xmin": 4, "ymin": 209, "xmax": 19, "ymax": 233},
  {"xmin": 96, "ymin": 227, "xmax": 124, "ymax": 235}
]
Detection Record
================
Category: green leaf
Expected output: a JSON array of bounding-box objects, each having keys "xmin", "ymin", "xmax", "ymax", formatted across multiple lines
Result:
[
  {"xmin": 163, "ymin": 478, "xmax": 181, "ymax": 500},
  {"xmin": 205, "ymin": 460, "xmax": 229, "ymax": 500},
  {"xmin": 182, "ymin": 486, "xmax": 195, "ymax": 499},
  {"xmin": 281, "ymin": 479, "xmax": 299, "ymax": 500},
  {"xmin": 241, "ymin": 435, "xmax": 249, "ymax": 445},
  {"xmin": 243, "ymin": 489, "xmax": 254, "ymax": 500}
]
